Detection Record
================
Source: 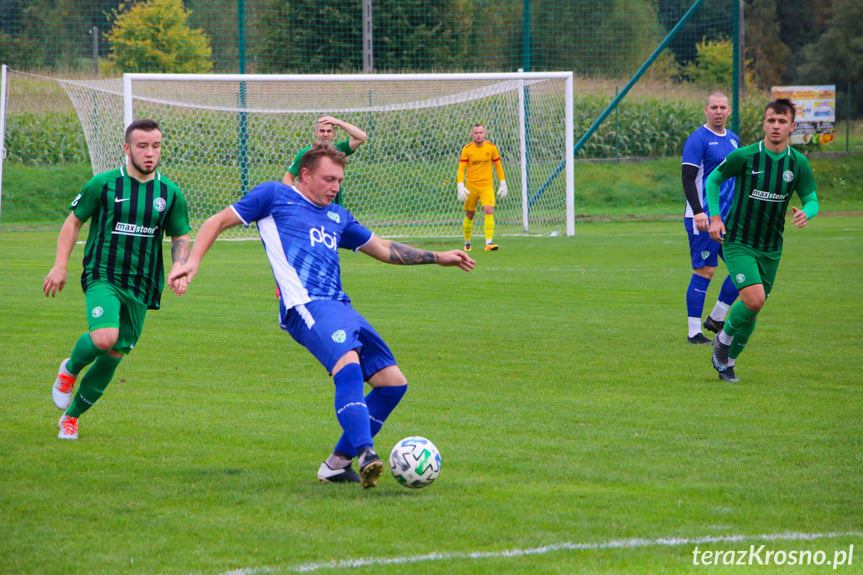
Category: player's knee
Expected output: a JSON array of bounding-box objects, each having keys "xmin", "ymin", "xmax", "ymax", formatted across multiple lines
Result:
[
  {"xmin": 693, "ymin": 266, "xmax": 715, "ymax": 280},
  {"xmin": 742, "ymin": 294, "xmax": 765, "ymax": 313},
  {"xmin": 90, "ymin": 327, "xmax": 119, "ymax": 350},
  {"xmin": 332, "ymin": 350, "xmax": 360, "ymax": 375},
  {"xmin": 369, "ymin": 365, "xmax": 407, "ymax": 388}
]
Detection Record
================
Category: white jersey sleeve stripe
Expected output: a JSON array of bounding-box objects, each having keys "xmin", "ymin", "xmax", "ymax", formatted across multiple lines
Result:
[{"xmin": 230, "ymin": 204, "xmax": 251, "ymax": 226}]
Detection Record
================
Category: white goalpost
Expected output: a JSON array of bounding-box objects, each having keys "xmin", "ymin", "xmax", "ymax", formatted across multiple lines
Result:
[
  {"xmin": 5, "ymin": 71, "xmax": 575, "ymax": 238},
  {"xmin": 0, "ymin": 65, "xmax": 9, "ymax": 225}
]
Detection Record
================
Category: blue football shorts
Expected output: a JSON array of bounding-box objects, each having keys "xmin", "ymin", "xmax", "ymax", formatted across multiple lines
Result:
[
  {"xmin": 685, "ymin": 217, "xmax": 724, "ymax": 269},
  {"xmin": 282, "ymin": 299, "xmax": 397, "ymax": 378}
]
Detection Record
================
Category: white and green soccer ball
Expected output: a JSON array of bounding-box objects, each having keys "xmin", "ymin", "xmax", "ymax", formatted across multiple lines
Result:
[{"xmin": 389, "ymin": 436, "xmax": 442, "ymax": 488}]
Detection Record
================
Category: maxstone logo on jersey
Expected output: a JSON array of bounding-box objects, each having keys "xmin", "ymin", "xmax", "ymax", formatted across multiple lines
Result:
[
  {"xmin": 749, "ymin": 189, "xmax": 787, "ymax": 203},
  {"xmin": 114, "ymin": 222, "xmax": 158, "ymax": 236},
  {"xmin": 309, "ymin": 226, "xmax": 338, "ymax": 250}
]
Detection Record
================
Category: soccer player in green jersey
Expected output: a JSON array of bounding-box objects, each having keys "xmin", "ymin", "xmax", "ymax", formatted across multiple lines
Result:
[
  {"xmin": 705, "ymin": 98, "xmax": 819, "ymax": 382},
  {"xmin": 43, "ymin": 119, "xmax": 191, "ymax": 439},
  {"xmin": 282, "ymin": 115, "xmax": 367, "ymax": 206}
]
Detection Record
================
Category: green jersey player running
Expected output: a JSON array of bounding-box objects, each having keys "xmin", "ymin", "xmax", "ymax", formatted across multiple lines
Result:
[
  {"xmin": 705, "ymin": 98, "xmax": 819, "ymax": 383},
  {"xmin": 43, "ymin": 119, "xmax": 191, "ymax": 439}
]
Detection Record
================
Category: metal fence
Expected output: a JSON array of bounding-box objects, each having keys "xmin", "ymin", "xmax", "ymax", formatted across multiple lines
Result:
[{"xmin": 1, "ymin": 0, "xmax": 735, "ymax": 79}]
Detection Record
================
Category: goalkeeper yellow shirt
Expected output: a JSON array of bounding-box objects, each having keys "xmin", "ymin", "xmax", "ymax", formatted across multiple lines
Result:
[{"xmin": 458, "ymin": 141, "xmax": 505, "ymax": 189}]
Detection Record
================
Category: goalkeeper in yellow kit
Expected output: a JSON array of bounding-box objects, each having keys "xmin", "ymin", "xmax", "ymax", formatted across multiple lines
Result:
[{"xmin": 457, "ymin": 123, "xmax": 507, "ymax": 251}]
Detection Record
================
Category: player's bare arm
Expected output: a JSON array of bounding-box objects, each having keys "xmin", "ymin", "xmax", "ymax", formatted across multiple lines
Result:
[
  {"xmin": 171, "ymin": 236, "xmax": 190, "ymax": 265},
  {"xmin": 389, "ymin": 242, "xmax": 437, "ymax": 265},
  {"xmin": 168, "ymin": 235, "xmax": 191, "ymax": 294},
  {"xmin": 168, "ymin": 208, "xmax": 242, "ymax": 294},
  {"xmin": 360, "ymin": 236, "xmax": 475, "ymax": 271},
  {"xmin": 320, "ymin": 116, "xmax": 368, "ymax": 150},
  {"xmin": 43, "ymin": 212, "xmax": 85, "ymax": 297}
]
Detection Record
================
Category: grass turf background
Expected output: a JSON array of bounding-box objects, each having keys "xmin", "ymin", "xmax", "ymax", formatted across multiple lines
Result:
[{"xmin": 1, "ymin": 217, "xmax": 861, "ymax": 574}]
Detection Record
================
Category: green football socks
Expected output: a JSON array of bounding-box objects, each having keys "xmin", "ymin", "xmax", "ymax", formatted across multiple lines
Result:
[
  {"xmin": 66, "ymin": 354, "xmax": 122, "ymax": 418},
  {"xmin": 724, "ymin": 301, "xmax": 758, "ymax": 360},
  {"xmin": 67, "ymin": 333, "xmax": 108, "ymax": 374}
]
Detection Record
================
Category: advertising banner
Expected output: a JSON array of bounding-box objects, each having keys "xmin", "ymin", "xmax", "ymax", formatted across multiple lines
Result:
[{"xmin": 770, "ymin": 85, "xmax": 835, "ymax": 145}]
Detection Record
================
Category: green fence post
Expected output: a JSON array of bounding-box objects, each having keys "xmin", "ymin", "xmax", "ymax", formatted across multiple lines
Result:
[
  {"xmin": 522, "ymin": 0, "xmax": 531, "ymax": 72},
  {"xmin": 238, "ymin": 0, "xmax": 249, "ymax": 194},
  {"xmin": 732, "ymin": 0, "xmax": 741, "ymax": 136}
]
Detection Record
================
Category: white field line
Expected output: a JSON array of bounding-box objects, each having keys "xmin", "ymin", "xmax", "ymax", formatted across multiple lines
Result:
[{"xmin": 209, "ymin": 531, "xmax": 862, "ymax": 575}]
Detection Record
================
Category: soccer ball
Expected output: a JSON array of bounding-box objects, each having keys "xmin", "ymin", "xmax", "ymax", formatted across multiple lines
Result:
[{"xmin": 389, "ymin": 436, "xmax": 442, "ymax": 488}]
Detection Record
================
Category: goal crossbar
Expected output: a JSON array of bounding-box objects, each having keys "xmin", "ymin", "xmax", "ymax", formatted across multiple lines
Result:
[
  {"xmin": 9, "ymin": 71, "xmax": 574, "ymax": 239},
  {"xmin": 130, "ymin": 72, "xmax": 575, "ymax": 238}
]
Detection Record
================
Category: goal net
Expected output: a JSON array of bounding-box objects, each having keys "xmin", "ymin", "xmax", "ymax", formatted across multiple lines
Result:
[{"xmin": 4, "ymin": 71, "xmax": 574, "ymax": 238}]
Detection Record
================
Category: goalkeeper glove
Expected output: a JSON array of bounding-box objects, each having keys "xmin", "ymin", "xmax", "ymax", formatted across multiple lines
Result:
[
  {"xmin": 457, "ymin": 182, "xmax": 469, "ymax": 202},
  {"xmin": 497, "ymin": 180, "xmax": 508, "ymax": 199}
]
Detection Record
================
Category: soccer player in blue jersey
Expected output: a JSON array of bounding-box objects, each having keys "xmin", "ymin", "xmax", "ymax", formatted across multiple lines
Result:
[
  {"xmin": 681, "ymin": 92, "xmax": 740, "ymax": 344},
  {"xmin": 168, "ymin": 142, "xmax": 475, "ymax": 489}
]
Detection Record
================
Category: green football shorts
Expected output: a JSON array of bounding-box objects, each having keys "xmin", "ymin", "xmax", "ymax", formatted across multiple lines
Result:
[
  {"xmin": 85, "ymin": 281, "xmax": 148, "ymax": 354},
  {"xmin": 722, "ymin": 242, "xmax": 782, "ymax": 295}
]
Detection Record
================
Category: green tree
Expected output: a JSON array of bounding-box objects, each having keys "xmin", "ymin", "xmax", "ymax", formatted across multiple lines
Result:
[
  {"xmin": 0, "ymin": 31, "xmax": 45, "ymax": 69},
  {"xmin": 657, "ymin": 0, "xmax": 734, "ymax": 69},
  {"xmin": 776, "ymin": 0, "xmax": 820, "ymax": 54},
  {"xmin": 744, "ymin": 0, "xmax": 792, "ymax": 89},
  {"xmin": 796, "ymin": 0, "xmax": 863, "ymax": 117},
  {"xmin": 185, "ymin": 0, "xmax": 268, "ymax": 72},
  {"xmin": 461, "ymin": 0, "xmax": 521, "ymax": 71},
  {"xmin": 683, "ymin": 37, "xmax": 734, "ymax": 87},
  {"xmin": 682, "ymin": 36, "xmax": 756, "ymax": 92},
  {"xmin": 19, "ymin": 0, "xmax": 93, "ymax": 70},
  {"xmin": 256, "ymin": 0, "xmax": 466, "ymax": 72},
  {"xmin": 107, "ymin": 0, "xmax": 213, "ymax": 73},
  {"xmin": 374, "ymin": 0, "xmax": 468, "ymax": 71},
  {"xmin": 531, "ymin": 0, "xmax": 671, "ymax": 78},
  {"xmin": 256, "ymin": 0, "xmax": 362, "ymax": 72}
]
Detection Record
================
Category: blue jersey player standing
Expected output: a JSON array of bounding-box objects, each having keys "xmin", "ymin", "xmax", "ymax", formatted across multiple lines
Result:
[
  {"xmin": 681, "ymin": 92, "xmax": 740, "ymax": 344},
  {"xmin": 168, "ymin": 143, "xmax": 475, "ymax": 489}
]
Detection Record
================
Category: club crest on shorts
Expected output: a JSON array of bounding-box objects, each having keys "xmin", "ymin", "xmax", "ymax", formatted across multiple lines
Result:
[
  {"xmin": 331, "ymin": 330, "xmax": 346, "ymax": 343},
  {"xmin": 736, "ymin": 273, "xmax": 746, "ymax": 284},
  {"xmin": 91, "ymin": 306, "xmax": 104, "ymax": 318}
]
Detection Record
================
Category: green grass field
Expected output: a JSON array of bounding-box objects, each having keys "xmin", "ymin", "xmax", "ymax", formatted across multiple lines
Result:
[{"xmin": 1, "ymin": 217, "xmax": 861, "ymax": 574}]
